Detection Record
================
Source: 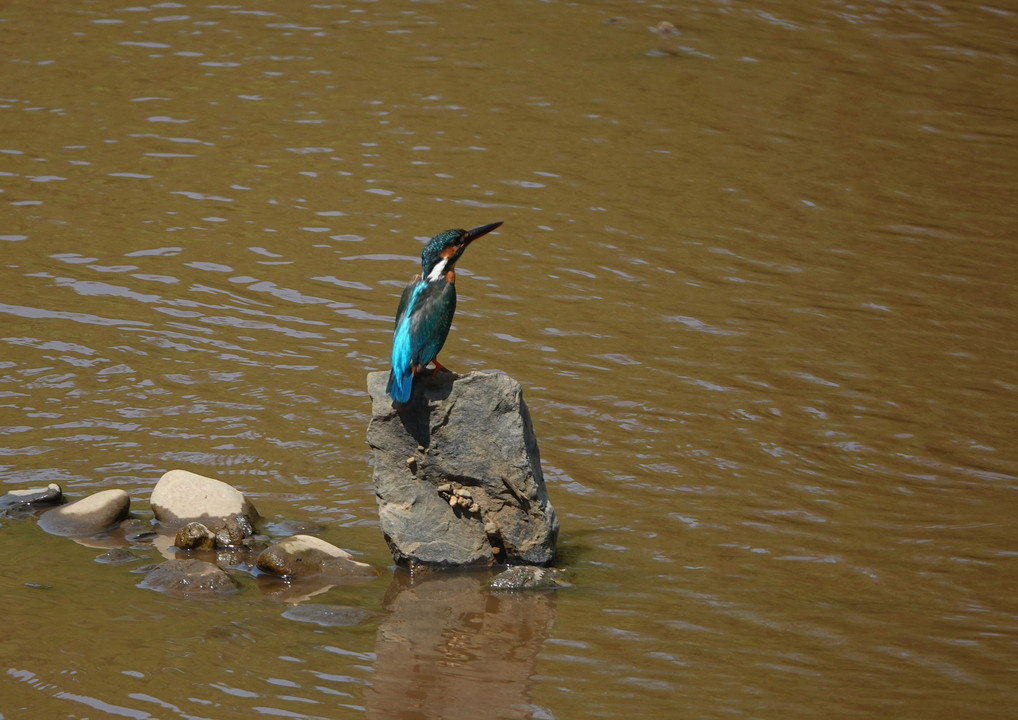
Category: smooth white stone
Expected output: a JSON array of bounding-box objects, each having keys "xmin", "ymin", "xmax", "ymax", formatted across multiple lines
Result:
[{"xmin": 150, "ymin": 469, "xmax": 257, "ymax": 526}]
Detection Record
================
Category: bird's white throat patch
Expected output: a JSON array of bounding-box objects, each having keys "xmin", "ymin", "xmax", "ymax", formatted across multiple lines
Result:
[{"xmin": 426, "ymin": 258, "xmax": 448, "ymax": 283}]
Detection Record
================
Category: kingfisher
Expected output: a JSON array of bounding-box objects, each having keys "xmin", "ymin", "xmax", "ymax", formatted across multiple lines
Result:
[{"xmin": 386, "ymin": 221, "xmax": 503, "ymax": 403}]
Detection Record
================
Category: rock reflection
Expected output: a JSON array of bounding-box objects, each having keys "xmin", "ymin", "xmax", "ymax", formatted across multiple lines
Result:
[{"xmin": 366, "ymin": 570, "xmax": 557, "ymax": 720}]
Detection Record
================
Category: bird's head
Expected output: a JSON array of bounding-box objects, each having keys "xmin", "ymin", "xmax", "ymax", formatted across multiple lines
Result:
[{"xmin": 421, "ymin": 221, "xmax": 503, "ymax": 282}]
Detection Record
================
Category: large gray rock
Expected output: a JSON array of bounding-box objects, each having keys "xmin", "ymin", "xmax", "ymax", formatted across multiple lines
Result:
[
  {"xmin": 365, "ymin": 370, "xmax": 558, "ymax": 567},
  {"xmin": 150, "ymin": 469, "xmax": 258, "ymax": 526},
  {"xmin": 37, "ymin": 489, "xmax": 131, "ymax": 537}
]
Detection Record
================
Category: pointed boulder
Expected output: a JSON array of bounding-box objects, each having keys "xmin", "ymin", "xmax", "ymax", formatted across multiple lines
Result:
[{"xmin": 366, "ymin": 370, "xmax": 558, "ymax": 568}]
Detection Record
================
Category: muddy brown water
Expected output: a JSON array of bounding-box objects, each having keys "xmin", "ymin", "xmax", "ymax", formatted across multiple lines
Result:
[{"xmin": 2, "ymin": 2, "xmax": 1016, "ymax": 718}]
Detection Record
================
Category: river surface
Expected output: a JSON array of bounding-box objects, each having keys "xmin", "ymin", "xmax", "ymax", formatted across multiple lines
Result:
[{"xmin": 1, "ymin": 2, "xmax": 1017, "ymax": 719}]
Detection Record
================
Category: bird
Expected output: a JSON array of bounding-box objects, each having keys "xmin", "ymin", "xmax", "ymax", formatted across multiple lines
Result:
[{"xmin": 386, "ymin": 221, "xmax": 503, "ymax": 403}]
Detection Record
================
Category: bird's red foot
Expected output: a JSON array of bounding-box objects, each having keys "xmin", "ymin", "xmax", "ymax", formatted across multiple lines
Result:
[{"xmin": 431, "ymin": 359, "xmax": 450, "ymax": 375}]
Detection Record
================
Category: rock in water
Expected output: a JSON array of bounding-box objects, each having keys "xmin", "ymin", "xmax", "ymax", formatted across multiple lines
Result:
[
  {"xmin": 150, "ymin": 469, "xmax": 258, "ymax": 526},
  {"xmin": 366, "ymin": 370, "xmax": 558, "ymax": 567},
  {"xmin": 281, "ymin": 603, "xmax": 374, "ymax": 627},
  {"xmin": 175, "ymin": 514, "xmax": 255, "ymax": 550},
  {"xmin": 256, "ymin": 534, "xmax": 377, "ymax": 580},
  {"xmin": 95, "ymin": 548, "xmax": 139, "ymax": 565},
  {"xmin": 139, "ymin": 559, "xmax": 238, "ymax": 598},
  {"xmin": 175, "ymin": 521, "xmax": 216, "ymax": 550},
  {"xmin": 37, "ymin": 489, "xmax": 131, "ymax": 537},
  {"xmin": 490, "ymin": 565, "xmax": 570, "ymax": 591},
  {"xmin": 0, "ymin": 483, "xmax": 64, "ymax": 511}
]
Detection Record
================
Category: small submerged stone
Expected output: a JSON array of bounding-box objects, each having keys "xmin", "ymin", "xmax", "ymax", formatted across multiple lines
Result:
[
  {"xmin": 489, "ymin": 566, "xmax": 570, "ymax": 591},
  {"xmin": 139, "ymin": 558, "xmax": 238, "ymax": 598},
  {"xmin": 649, "ymin": 20, "xmax": 679, "ymax": 37},
  {"xmin": 256, "ymin": 534, "xmax": 377, "ymax": 580},
  {"xmin": 37, "ymin": 489, "xmax": 131, "ymax": 537},
  {"xmin": 0, "ymin": 483, "xmax": 64, "ymax": 511},
  {"xmin": 265, "ymin": 518, "xmax": 322, "ymax": 537},
  {"xmin": 281, "ymin": 604, "xmax": 375, "ymax": 627},
  {"xmin": 150, "ymin": 469, "xmax": 258, "ymax": 526},
  {"xmin": 124, "ymin": 530, "xmax": 158, "ymax": 545},
  {"xmin": 96, "ymin": 548, "xmax": 139, "ymax": 565}
]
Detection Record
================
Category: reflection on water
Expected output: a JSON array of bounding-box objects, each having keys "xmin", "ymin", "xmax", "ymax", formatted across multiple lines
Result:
[
  {"xmin": 2, "ymin": 0, "xmax": 1017, "ymax": 718},
  {"xmin": 367, "ymin": 571, "xmax": 556, "ymax": 720}
]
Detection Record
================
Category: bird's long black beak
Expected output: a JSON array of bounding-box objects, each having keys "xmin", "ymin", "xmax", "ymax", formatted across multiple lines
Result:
[{"xmin": 464, "ymin": 221, "xmax": 503, "ymax": 244}]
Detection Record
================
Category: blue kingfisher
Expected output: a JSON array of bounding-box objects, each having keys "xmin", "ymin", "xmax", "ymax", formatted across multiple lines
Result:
[{"xmin": 386, "ymin": 221, "xmax": 503, "ymax": 403}]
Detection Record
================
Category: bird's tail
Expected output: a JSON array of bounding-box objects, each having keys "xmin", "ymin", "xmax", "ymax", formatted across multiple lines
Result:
[
  {"xmin": 389, "ymin": 314, "xmax": 415, "ymax": 403},
  {"xmin": 387, "ymin": 366, "xmax": 413, "ymax": 403}
]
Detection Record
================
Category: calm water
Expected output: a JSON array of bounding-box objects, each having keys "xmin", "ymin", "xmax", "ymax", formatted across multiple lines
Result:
[{"xmin": 2, "ymin": 1, "xmax": 1017, "ymax": 718}]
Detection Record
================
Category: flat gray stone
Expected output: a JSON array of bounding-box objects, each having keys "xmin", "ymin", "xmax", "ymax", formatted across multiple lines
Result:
[
  {"xmin": 256, "ymin": 534, "xmax": 377, "ymax": 580},
  {"xmin": 0, "ymin": 483, "xmax": 64, "ymax": 510},
  {"xmin": 150, "ymin": 469, "xmax": 257, "ymax": 526},
  {"xmin": 139, "ymin": 559, "xmax": 238, "ymax": 598},
  {"xmin": 37, "ymin": 489, "xmax": 131, "ymax": 537}
]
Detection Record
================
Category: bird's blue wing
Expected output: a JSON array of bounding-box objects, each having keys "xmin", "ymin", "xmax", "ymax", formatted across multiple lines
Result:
[
  {"xmin": 393, "ymin": 281, "xmax": 414, "ymax": 329},
  {"xmin": 408, "ymin": 280, "xmax": 456, "ymax": 368},
  {"xmin": 387, "ymin": 278, "xmax": 457, "ymax": 403}
]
